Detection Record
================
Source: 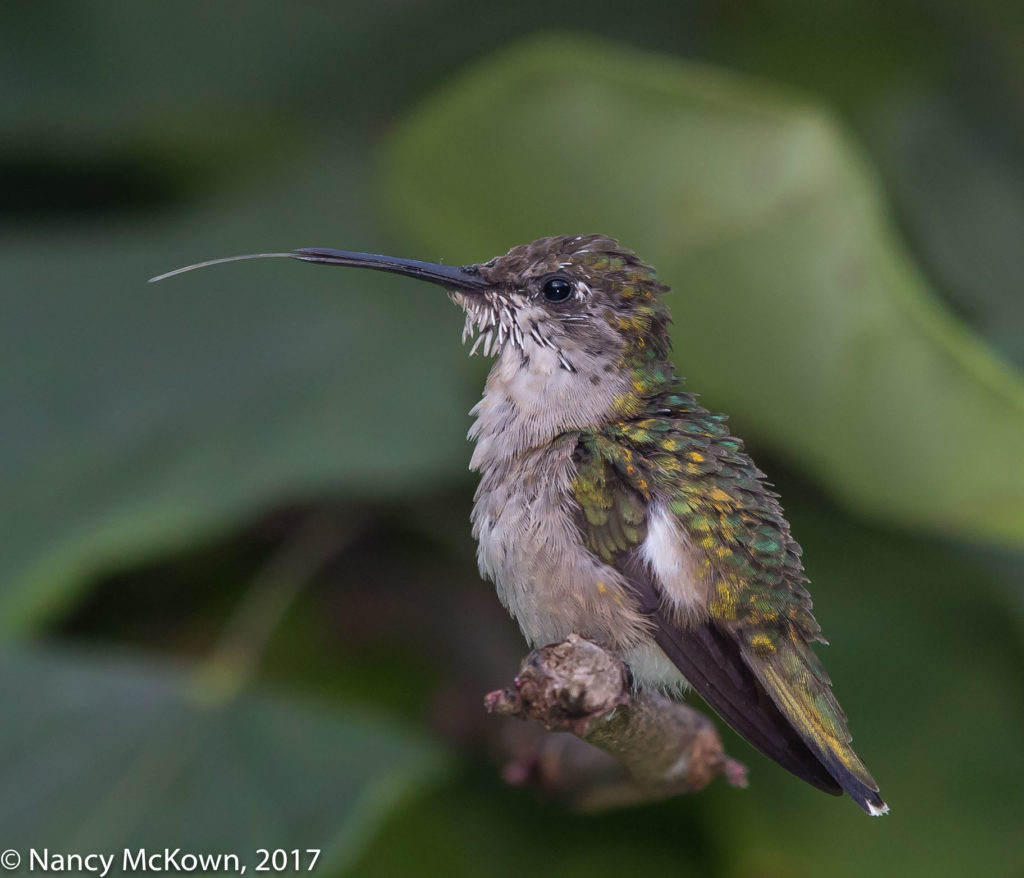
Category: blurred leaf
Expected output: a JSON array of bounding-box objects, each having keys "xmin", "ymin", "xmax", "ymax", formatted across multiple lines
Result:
[
  {"xmin": 0, "ymin": 143, "xmax": 478, "ymax": 633},
  {"xmin": 347, "ymin": 769, "xmax": 710, "ymax": 878},
  {"xmin": 866, "ymin": 92, "xmax": 1024, "ymax": 366},
  {"xmin": 0, "ymin": 1, "xmax": 414, "ymax": 146},
  {"xmin": 0, "ymin": 643, "xmax": 448, "ymax": 873},
  {"xmin": 385, "ymin": 35, "xmax": 1024, "ymax": 548}
]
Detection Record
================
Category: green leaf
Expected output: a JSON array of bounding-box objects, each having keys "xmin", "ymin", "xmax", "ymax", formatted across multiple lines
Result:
[
  {"xmin": 0, "ymin": 643, "xmax": 448, "ymax": 872},
  {"xmin": 867, "ymin": 92, "xmax": 1024, "ymax": 367},
  {"xmin": 1, "ymin": 0, "xmax": 505, "ymax": 635},
  {"xmin": 384, "ymin": 34, "xmax": 1024, "ymax": 547},
  {"xmin": 0, "ymin": 1, "xmax": 415, "ymax": 146},
  {"xmin": 347, "ymin": 771, "xmax": 709, "ymax": 878},
  {"xmin": 0, "ymin": 143, "xmax": 479, "ymax": 633}
]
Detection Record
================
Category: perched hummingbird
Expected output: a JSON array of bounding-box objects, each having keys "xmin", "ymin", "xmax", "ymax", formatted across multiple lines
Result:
[{"xmin": 153, "ymin": 234, "xmax": 887, "ymax": 815}]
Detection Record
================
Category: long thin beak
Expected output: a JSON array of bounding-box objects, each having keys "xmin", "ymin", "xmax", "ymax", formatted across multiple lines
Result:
[{"xmin": 149, "ymin": 248, "xmax": 489, "ymax": 291}]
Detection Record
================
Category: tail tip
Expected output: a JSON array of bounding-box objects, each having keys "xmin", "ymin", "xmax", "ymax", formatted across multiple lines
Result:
[{"xmin": 864, "ymin": 794, "xmax": 890, "ymax": 817}]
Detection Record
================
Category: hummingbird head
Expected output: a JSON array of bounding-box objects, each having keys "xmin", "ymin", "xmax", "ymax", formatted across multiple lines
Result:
[
  {"xmin": 448, "ymin": 234, "xmax": 672, "ymax": 375},
  {"xmin": 151, "ymin": 234, "xmax": 676, "ymax": 452},
  {"xmin": 151, "ymin": 234, "xmax": 673, "ymax": 376}
]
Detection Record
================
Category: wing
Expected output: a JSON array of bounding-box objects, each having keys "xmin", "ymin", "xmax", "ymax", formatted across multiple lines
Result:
[
  {"xmin": 616, "ymin": 550, "xmax": 842, "ymax": 795},
  {"xmin": 572, "ymin": 402, "xmax": 886, "ymax": 814}
]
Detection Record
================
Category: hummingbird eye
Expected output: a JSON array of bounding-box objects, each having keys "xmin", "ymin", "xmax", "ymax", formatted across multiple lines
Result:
[{"xmin": 541, "ymin": 276, "xmax": 574, "ymax": 303}]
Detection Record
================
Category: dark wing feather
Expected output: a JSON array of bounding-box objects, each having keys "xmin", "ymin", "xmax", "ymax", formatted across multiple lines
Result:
[
  {"xmin": 619, "ymin": 552, "xmax": 841, "ymax": 795},
  {"xmin": 571, "ymin": 417, "xmax": 886, "ymax": 814}
]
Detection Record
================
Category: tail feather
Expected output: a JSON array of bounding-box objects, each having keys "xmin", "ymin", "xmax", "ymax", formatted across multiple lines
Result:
[
  {"xmin": 619, "ymin": 556, "xmax": 887, "ymax": 814},
  {"xmin": 651, "ymin": 621, "xmax": 843, "ymax": 795},
  {"xmin": 749, "ymin": 643, "xmax": 888, "ymax": 816}
]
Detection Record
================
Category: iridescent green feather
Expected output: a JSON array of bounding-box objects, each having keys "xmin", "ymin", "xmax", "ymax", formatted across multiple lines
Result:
[
  {"xmin": 572, "ymin": 433, "xmax": 650, "ymax": 564},
  {"xmin": 570, "ymin": 383, "xmax": 878, "ymax": 796}
]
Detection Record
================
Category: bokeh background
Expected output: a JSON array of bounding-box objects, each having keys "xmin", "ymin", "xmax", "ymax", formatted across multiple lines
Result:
[{"xmin": 3, "ymin": 2, "xmax": 1024, "ymax": 876}]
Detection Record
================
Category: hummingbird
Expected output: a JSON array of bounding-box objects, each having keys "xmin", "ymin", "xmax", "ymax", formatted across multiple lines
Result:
[{"xmin": 152, "ymin": 234, "xmax": 887, "ymax": 815}]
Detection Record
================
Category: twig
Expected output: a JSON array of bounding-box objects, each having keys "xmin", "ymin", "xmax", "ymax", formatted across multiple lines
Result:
[
  {"xmin": 485, "ymin": 634, "xmax": 747, "ymax": 811},
  {"xmin": 194, "ymin": 510, "xmax": 356, "ymax": 701}
]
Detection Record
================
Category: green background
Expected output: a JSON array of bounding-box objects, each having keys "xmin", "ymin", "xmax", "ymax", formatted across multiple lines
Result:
[{"xmin": 2, "ymin": 2, "xmax": 1023, "ymax": 876}]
